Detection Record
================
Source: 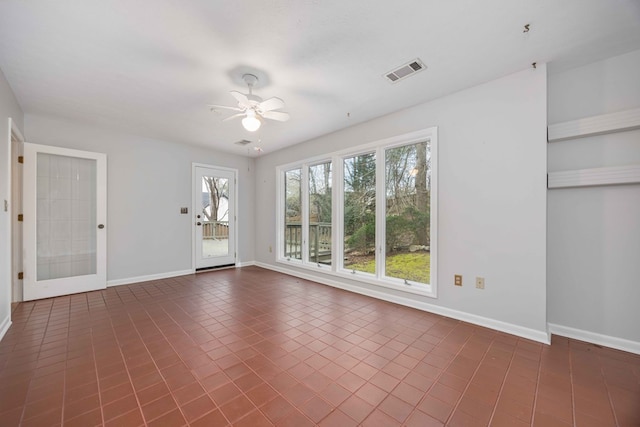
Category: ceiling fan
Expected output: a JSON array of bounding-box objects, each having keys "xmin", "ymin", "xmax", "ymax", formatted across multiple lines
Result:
[{"xmin": 209, "ymin": 74, "xmax": 290, "ymax": 132}]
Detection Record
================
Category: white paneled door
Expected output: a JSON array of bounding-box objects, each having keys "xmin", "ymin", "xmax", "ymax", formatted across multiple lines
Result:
[
  {"xmin": 193, "ymin": 165, "xmax": 236, "ymax": 269},
  {"xmin": 23, "ymin": 143, "xmax": 107, "ymax": 301}
]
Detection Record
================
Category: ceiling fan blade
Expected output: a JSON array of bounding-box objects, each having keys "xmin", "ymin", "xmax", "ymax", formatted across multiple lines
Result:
[
  {"xmin": 222, "ymin": 113, "xmax": 245, "ymax": 122},
  {"xmin": 208, "ymin": 104, "xmax": 243, "ymax": 112},
  {"xmin": 258, "ymin": 97, "xmax": 285, "ymax": 112},
  {"xmin": 261, "ymin": 110, "xmax": 290, "ymax": 122},
  {"xmin": 230, "ymin": 91, "xmax": 249, "ymax": 107}
]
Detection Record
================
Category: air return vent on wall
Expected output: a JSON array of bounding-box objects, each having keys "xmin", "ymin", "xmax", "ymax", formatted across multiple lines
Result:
[{"xmin": 384, "ymin": 58, "xmax": 426, "ymax": 83}]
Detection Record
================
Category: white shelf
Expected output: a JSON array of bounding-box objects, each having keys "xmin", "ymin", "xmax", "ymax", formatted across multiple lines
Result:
[
  {"xmin": 548, "ymin": 107, "xmax": 640, "ymax": 142},
  {"xmin": 548, "ymin": 165, "xmax": 640, "ymax": 189}
]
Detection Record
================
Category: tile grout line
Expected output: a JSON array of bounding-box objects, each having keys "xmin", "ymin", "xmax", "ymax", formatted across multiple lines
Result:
[
  {"xmin": 401, "ymin": 321, "xmax": 488, "ymax": 425},
  {"xmin": 152, "ymin": 297, "xmax": 235, "ymax": 425},
  {"xmin": 441, "ymin": 329, "xmax": 499, "ymax": 425},
  {"xmin": 103, "ymin": 294, "xmax": 155, "ymax": 426},
  {"xmin": 90, "ymin": 292, "xmax": 107, "ymax": 427},
  {"xmin": 528, "ymin": 341, "xmax": 544, "ymax": 427},
  {"xmin": 13, "ymin": 301, "xmax": 36, "ymax": 427},
  {"xmin": 568, "ymin": 339, "xmax": 577, "ymax": 427},
  {"xmin": 485, "ymin": 336, "xmax": 522, "ymax": 426},
  {"xmin": 60, "ymin": 297, "xmax": 70, "ymax": 426},
  {"xmin": 386, "ymin": 321, "xmax": 468, "ymax": 424},
  {"xmin": 19, "ymin": 299, "xmax": 56, "ymax": 426},
  {"xmin": 134, "ymin": 296, "xmax": 196, "ymax": 425},
  {"xmin": 598, "ymin": 345, "xmax": 621, "ymax": 427}
]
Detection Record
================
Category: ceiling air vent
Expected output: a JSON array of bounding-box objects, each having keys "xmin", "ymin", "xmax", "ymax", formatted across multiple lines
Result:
[
  {"xmin": 234, "ymin": 139, "xmax": 252, "ymax": 146},
  {"xmin": 384, "ymin": 58, "xmax": 426, "ymax": 83}
]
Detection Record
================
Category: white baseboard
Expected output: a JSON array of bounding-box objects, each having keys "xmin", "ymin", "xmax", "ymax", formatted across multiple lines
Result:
[
  {"xmin": 548, "ymin": 323, "xmax": 640, "ymax": 355},
  {"xmin": 255, "ymin": 262, "xmax": 550, "ymax": 345},
  {"xmin": 0, "ymin": 315, "xmax": 11, "ymax": 342},
  {"xmin": 107, "ymin": 269, "xmax": 194, "ymax": 287},
  {"xmin": 237, "ymin": 261, "xmax": 256, "ymax": 267}
]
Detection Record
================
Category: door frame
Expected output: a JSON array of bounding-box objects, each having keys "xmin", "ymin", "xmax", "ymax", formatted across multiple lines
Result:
[
  {"xmin": 9, "ymin": 118, "xmax": 24, "ymax": 302},
  {"xmin": 191, "ymin": 163, "xmax": 238, "ymax": 271}
]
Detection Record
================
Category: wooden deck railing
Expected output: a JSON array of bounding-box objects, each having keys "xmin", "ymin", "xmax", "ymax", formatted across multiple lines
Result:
[
  {"xmin": 285, "ymin": 222, "xmax": 331, "ymax": 262},
  {"xmin": 203, "ymin": 221, "xmax": 229, "ymax": 240}
]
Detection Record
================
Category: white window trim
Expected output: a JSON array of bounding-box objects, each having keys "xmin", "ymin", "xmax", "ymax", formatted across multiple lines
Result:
[{"xmin": 276, "ymin": 127, "xmax": 438, "ymax": 298}]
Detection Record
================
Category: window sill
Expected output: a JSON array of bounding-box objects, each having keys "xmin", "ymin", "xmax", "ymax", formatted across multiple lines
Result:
[{"xmin": 277, "ymin": 258, "xmax": 436, "ymax": 298}]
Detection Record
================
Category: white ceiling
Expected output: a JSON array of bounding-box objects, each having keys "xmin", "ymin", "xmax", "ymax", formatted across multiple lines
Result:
[{"xmin": 1, "ymin": 1, "xmax": 639, "ymax": 156}]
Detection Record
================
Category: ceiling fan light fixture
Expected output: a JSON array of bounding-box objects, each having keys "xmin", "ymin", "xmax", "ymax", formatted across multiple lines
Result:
[
  {"xmin": 210, "ymin": 73, "xmax": 288, "ymax": 132},
  {"xmin": 242, "ymin": 113, "xmax": 261, "ymax": 132}
]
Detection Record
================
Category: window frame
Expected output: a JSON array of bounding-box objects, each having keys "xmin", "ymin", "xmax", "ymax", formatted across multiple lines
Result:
[{"xmin": 276, "ymin": 127, "xmax": 438, "ymax": 298}]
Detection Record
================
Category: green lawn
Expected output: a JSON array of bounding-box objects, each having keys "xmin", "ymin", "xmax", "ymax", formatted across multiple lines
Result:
[{"xmin": 348, "ymin": 252, "xmax": 430, "ymax": 283}]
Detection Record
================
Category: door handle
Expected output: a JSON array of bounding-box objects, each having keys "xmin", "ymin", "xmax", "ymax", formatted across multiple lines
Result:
[
  {"xmin": 98, "ymin": 224, "xmax": 105, "ymax": 229},
  {"xmin": 196, "ymin": 222, "xmax": 202, "ymax": 226}
]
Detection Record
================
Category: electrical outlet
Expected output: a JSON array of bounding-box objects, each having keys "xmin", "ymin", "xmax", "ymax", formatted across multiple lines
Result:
[
  {"xmin": 269, "ymin": 245, "xmax": 273, "ymax": 253},
  {"xmin": 476, "ymin": 277, "xmax": 485, "ymax": 289},
  {"xmin": 454, "ymin": 274, "xmax": 462, "ymax": 286}
]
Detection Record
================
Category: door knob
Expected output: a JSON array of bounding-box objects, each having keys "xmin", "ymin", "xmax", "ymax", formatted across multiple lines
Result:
[
  {"xmin": 98, "ymin": 224, "xmax": 105, "ymax": 229},
  {"xmin": 196, "ymin": 222, "xmax": 202, "ymax": 226}
]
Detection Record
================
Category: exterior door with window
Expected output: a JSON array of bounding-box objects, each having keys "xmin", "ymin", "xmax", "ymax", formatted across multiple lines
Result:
[
  {"xmin": 193, "ymin": 165, "xmax": 236, "ymax": 269},
  {"xmin": 22, "ymin": 143, "xmax": 107, "ymax": 301}
]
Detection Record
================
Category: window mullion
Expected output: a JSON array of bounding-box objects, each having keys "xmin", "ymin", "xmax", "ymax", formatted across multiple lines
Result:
[
  {"xmin": 375, "ymin": 147, "xmax": 386, "ymax": 280},
  {"xmin": 301, "ymin": 164, "xmax": 310, "ymax": 265},
  {"xmin": 276, "ymin": 167, "xmax": 283, "ymax": 260},
  {"xmin": 333, "ymin": 156, "xmax": 343, "ymax": 272}
]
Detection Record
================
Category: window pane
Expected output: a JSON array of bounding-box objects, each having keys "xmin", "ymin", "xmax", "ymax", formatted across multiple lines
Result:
[
  {"xmin": 309, "ymin": 162, "xmax": 332, "ymax": 265},
  {"xmin": 343, "ymin": 153, "xmax": 376, "ymax": 273},
  {"xmin": 284, "ymin": 169, "xmax": 302, "ymax": 260},
  {"xmin": 384, "ymin": 141, "xmax": 431, "ymax": 284}
]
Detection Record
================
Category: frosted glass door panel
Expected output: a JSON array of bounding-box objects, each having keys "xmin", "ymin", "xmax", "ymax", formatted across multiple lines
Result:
[{"xmin": 37, "ymin": 153, "xmax": 97, "ymax": 281}]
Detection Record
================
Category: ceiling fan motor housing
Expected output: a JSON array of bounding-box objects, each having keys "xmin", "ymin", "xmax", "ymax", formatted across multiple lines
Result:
[{"xmin": 243, "ymin": 74, "xmax": 259, "ymax": 88}]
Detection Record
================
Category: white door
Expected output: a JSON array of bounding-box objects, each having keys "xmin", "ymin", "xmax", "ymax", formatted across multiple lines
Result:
[
  {"xmin": 23, "ymin": 143, "xmax": 107, "ymax": 301},
  {"xmin": 193, "ymin": 165, "xmax": 236, "ymax": 269}
]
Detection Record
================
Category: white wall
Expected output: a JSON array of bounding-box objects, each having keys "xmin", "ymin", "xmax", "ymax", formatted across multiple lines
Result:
[
  {"xmin": 25, "ymin": 115, "xmax": 255, "ymax": 284},
  {"xmin": 254, "ymin": 67, "xmax": 548, "ymax": 342},
  {"xmin": 0, "ymin": 67, "xmax": 24, "ymax": 339},
  {"xmin": 548, "ymin": 49, "xmax": 640, "ymax": 348}
]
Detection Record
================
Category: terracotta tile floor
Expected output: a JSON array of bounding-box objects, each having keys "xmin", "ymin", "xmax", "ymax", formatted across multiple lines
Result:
[{"xmin": 1, "ymin": 267, "xmax": 639, "ymax": 426}]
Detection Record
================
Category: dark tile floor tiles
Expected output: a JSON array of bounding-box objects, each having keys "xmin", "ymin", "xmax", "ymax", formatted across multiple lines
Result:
[{"xmin": 1, "ymin": 266, "xmax": 639, "ymax": 426}]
